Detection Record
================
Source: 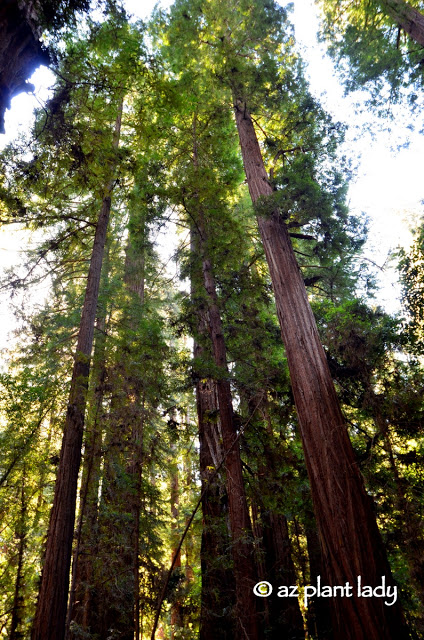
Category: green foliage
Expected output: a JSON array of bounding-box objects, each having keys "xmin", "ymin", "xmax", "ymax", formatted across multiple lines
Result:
[
  {"xmin": 1, "ymin": 0, "xmax": 424, "ymax": 637},
  {"xmin": 318, "ymin": 0, "xmax": 424, "ymax": 107},
  {"xmin": 398, "ymin": 220, "xmax": 424, "ymax": 350}
]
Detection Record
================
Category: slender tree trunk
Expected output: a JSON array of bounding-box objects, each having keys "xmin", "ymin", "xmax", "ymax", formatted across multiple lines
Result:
[
  {"xmin": 192, "ymin": 261, "xmax": 235, "ymax": 638},
  {"xmin": 246, "ymin": 394, "xmax": 304, "ymax": 640},
  {"xmin": 305, "ymin": 515, "xmax": 333, "ymax": 640},
  {"xmin": 196, "ymin": 354, "xmax": 236, "ymax": 640},
  {"xmin": 124, "ymin": 213, "xmax": 146, "ymax": 640},
  {"xmin": 199, "ymin": 251, "xmax": 260, "ymax": 640},
  {"xmin": 65, "ymin": 310, "xmax": 108, "ymax": 638},
  {"xmin": 10, "ymin": 476, "xmax": 26, "ymax": 640},
  {"xmin": 262, "ymin": 511, "xmax": 305, "ymax": 640},
  {"xmin": 380, "ymin": 0, "xmax": 424, "ymax": 47},
  {"xmin": 233, "ymin": 97, "xmax": 408, "ymax": 640},
  {"xmin": 170, "ymin": 440, "xmax": 183, "ymax": 639},
  {"xmin": 31, "ymin": 101, "xmax": 123, "ymax": 640},
  {"xmin": 131, "ymin": 394, "xmax": 144, "ymax": 640},
  {"xmin": 189, "ymin": 113, "xmax": 260, "ymax": 638},
  {"xmin": 83, "ymin": 217, "xmax": 146, "ymax": 640}
]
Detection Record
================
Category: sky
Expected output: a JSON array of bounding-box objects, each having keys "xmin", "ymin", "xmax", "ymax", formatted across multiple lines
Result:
[{"xmin": 1, "ymin": 0, "xmax": 423, "ymax": 347}]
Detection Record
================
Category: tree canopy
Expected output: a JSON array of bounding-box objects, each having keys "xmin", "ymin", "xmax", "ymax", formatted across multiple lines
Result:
[{"xmin": 0, "ymin": 1, "xmax": 423, "ymax": 639}]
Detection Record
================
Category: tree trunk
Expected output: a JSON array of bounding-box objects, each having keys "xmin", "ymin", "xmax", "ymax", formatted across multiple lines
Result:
[
  {"xmin": 65, "ymin": 310, "xmax": 108, "ymax": 638},
  {"xmin": 124, "ymin": 210, "xmax": 146, "ymax": 640},
  {"xmin": 197, "ymin": 238, "xmax": 260, "ymax": 640},
  {"xmin": 188, "ymin": 112, "xmax": 260, "ymax": 638},
  {"xmin": 196, "ymin": 358, "xmax": 236, "ymax": 640},
  {"xmin": 0, "ymin": 0, "xmax": 48, "ymax": 132},
  {"xmin": 262, "ymin": 511, "xmax": 306, "ymax": 640},
  {"xmin": 305, "ymin": 515, "xmax": 333, "ymax": 640},
  {"xmin": 81, "ymin": 217, "xmax": 146, "ymax": 640},
  {"xmin": 233, "ymin": 97, "xmax": 408, "ymax": 640},
  {"xmin": 246, "ymin": 394, "xmax": 305, "ymax": 640},
  {"xmin": 10, "ymin": 476, "xmax": 26, "ymax": 640},
  {"xmin": 170, "ymin": 440, "xmax": 183, "ymax": 639},
  {"xmin": 131, "ymin": 394, "xmax": 144, "ymax": 640},
  {"xmin": 381, "ymin": 0, "xmax": 424, "ymax": 47},
  {"xmin": 31, "ymin": 101, "xmax": 122, "ymax": 640}
]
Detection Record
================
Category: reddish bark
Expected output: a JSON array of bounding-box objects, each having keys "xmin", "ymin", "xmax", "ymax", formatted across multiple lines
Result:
[
  {"xmin": 188, "ymin": 113, "xmax": 260, "ymax": 638},
  {"xmin": 381, "ymin": 0, "xmax": 424, "ymax": 47},
  {"xmin": 233, "ymin": 97, "xmax": 408, "ymax": 639},
  {"xmin": 200, "ymin": 253, "xmax": 260, "ymax": 640},
  {"xmin": 246, "ymin": 395, "xmax": 304, "ymax": 640},
  {"xmin": 65, "ymin": 316, "xmax": 107, "ymax": 638},
  {"xmin": 189, "ymin": 207, "xmax": 259, "ymax": 638},
  {"xmin": 31, "ymin": 104, "xmax": 122, "ymax": 640},
  {"xmin": 196, "ymin": 364, "xmax": 236, "ymax": 640}
]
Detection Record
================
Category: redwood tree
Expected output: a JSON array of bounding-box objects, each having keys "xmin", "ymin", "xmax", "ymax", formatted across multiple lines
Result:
[
  {"xmin": 30, "ymin": 15, "xmax": 145, "ymax": 640},
  {"xmin": 31, "ymin": 100, "xmax": 123, "ymax": 640},
  {"xmin": 160, "ymin": 1, "xmax": 409, "ymax": 637}
]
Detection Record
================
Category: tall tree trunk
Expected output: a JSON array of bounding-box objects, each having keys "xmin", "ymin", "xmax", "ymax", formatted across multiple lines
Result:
[
  {"xmin": 10, "ymin": 475, "xmax": 26, "ymax": 640},
  {"xmin": 380, "ymin": 0, "xmax": 424, "ymax": 47},
  {"xmin": 31, "ymin": 101, "xmax": 123, "ymax": 640},
  {"xmin": 193, "ymin": 263, "xmax": 235, "ymax": 637},
  {"xmin": 124, "ymin": 212, "xmax": 146, "ymax": 640},
  {"xmin": 170, "ymin": 440, "xmax": 183, "ymax": 639},
  {"xmin": 305, "ymin": 513, "xmax": 333, "ymax": 640},
  {"xmin": 65, "ymin": 310, "xmax": 108, "ymax": 638},
  {"xmin": 81, "ymin": 216, "xmax": 146, "ymax": 640},
  {"xmin": 246, "ymin": 394, "xmax": 305, "ymax": 640},
  {"xmin": 262, "ymin": 511, "xmax": 305, "ymax": 640},
  {"xmin": 198, "ymin": 247, "xmax": 260, "ymax": 640},
  {"xmin": 233, "ymin": 97, "xmax": 408, "ymax": 640},
  {"xmin": 89, "ymin": 392, "xmax": 136, "ymax": 640},
  {"xmin": 196, "ymin": 357, "xmax": 236, "ymax": 640},
  {"xmin": 189, "ymin": 113, "xmax": 260, "ymax": 638},
  {"xmin": 131, "ymin": 392, "xmax": 144, "ymax": 640}
]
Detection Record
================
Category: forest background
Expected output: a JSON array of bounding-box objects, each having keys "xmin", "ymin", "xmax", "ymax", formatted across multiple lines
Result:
[{"xmin": 1, "ymin": 0, "xmax": 424, "ymax": 639}]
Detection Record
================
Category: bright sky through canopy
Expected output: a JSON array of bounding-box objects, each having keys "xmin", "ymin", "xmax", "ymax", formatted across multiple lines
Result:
[{"xmin": 1, "ymin": 0, "xmax": 423, "ymax": 343}]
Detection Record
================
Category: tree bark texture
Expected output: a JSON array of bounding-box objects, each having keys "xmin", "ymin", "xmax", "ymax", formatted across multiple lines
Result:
[
  {"xmin": 66, "ymin": 313, "xmax": 108, "ymax": 639},
  {"xmin": 196, "ymin": 355, "xmax": 236, "ymax": 640},
  {"xmin": 170, "ymin": 441, "xmax": 183, "ymax": 639},
  {"xmin": 305, "ymin": 511, "xmax": 333, "ymax": 640},
  {"xmin": 0, "ymin": 0, "xmax": 48, "ymax": 132},
  {"xmin": 381, "ymin": 0, "xmax": 424, "ymax": 47},
  {"xmin": 198, "ymin": 245, "xmax": 260, "ymax": 640},
  {"xmin": 31, "ymin": 103, "xmax": 122, "ymax": 640},
  {"xmin": 189, "ymin": 115, "xmax": 260, "ymax": 638},
  {"xmin": 80, "ymin": 225, "xmax": 145, "ymax": 640},
  {"xmin": 10, "ymin": 477, "xmax": 26, "ymax": 640},
  {"xmin": 233, "ymin": 97, "xmax": 408, "ymax": 640}
]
